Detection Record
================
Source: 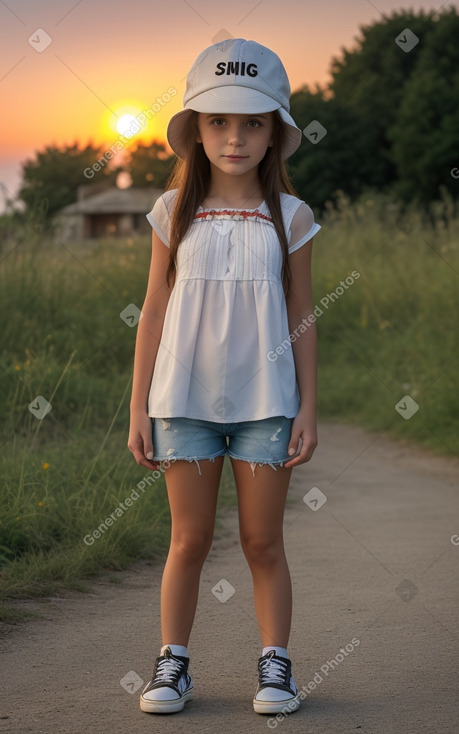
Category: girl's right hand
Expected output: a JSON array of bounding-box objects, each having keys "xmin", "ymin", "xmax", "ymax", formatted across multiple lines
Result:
[{"xmin": 127, "ymin": 410, "xmax": 161, "ymax": 471}]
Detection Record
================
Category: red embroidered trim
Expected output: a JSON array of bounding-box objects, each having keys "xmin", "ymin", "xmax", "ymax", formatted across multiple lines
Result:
[{"xmin": 194, "ymin": 209, "xmax": 273, "ymax": 222}]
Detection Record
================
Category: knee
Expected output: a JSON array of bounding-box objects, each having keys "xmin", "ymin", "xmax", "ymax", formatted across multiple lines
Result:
[
  {"xmin": 240, "ymin": 534, "xmax": 284, "ymax": 567},
  {"xmin": 171, "ymin": 530, "xmax": 213, "ymax": 565}
]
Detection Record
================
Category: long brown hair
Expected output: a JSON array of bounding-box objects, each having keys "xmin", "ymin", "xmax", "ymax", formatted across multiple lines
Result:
[{"xmin": 164, "ymin": 110, "xmax": 299, "ymax": 299}]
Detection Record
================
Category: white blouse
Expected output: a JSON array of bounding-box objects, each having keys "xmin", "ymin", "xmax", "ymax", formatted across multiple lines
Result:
[{"xmin": 145, "ymin": 188, "xmax": 321, "ymax": 423}]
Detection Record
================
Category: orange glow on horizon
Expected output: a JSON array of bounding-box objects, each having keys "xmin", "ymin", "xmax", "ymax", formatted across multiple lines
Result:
[{"xmin": 4, "ymin": 0, "xmax": 432, "ymax": 197}]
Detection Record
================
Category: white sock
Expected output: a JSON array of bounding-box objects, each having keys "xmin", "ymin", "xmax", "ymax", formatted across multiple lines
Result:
[
  {"xmin": 262, "ymin": 646, "xmax": 289, "ymax": 659},
  {"xmin": 161, "ymin": 643, "xmax": 189, "ymax": 658}
]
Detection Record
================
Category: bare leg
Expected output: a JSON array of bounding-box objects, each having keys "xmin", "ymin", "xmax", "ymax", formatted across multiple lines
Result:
[
  {"xmin": 160, "ymin": 456, "xmax": 224, "ymax": 646},
  {"xmin": 230, "ymin": 459, "xmax": 293, "ymax": 648}
]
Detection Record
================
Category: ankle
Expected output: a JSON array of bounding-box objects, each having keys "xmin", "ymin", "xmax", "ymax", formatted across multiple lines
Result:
[
  {"xmin": 161, "ymin": 643, "xmax": 189, "ymax": 657},
  {"xmin": 262, "ymin": 646, "xmax": 289, "ymax": 659}
]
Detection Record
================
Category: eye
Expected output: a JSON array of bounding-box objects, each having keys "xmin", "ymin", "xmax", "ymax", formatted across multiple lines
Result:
[{"xmin": 208, "ymin": 117, "xmax": 263, "ymax": 128}]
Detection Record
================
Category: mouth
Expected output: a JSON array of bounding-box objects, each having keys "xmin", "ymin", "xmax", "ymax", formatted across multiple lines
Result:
[{"xmin": 224, "ymin": 155, "xmax": 248, "ymax": 160}]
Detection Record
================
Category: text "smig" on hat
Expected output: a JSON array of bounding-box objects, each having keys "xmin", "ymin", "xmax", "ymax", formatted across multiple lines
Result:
[{"xmin": 215, "ymin": 62, "xmax": 258, "ymax": 77}]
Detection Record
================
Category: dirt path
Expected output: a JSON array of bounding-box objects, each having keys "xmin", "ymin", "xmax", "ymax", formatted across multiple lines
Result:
[{"xmin": 1, "ymin": 422, "xmax": 458, "ymax": 734}]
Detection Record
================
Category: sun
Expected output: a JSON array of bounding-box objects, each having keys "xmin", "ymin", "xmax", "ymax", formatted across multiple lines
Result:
[
  {"xmin": 99, "ymin": 99, "xmax": 168, "ymax": 150},
  {"xmin": 116, "ymin": 113, "xmax": 141, "ymax": 137},
  {"xmin": 100, "ymin": 102, "xmax": 147, "ymax": 143}
]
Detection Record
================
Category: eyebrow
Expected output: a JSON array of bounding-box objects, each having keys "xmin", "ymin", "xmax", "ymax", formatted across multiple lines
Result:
[{"xmin": 205, "ymin": 114, "xmax": 268, "ymax": 119}]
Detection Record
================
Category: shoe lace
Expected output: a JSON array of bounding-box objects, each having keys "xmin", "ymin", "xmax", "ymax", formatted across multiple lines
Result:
[
  {"xmin": 259, "ymin": 651, "xmax": 288, "ymax": 686},
  {"xmin": 153, "ymin": 648, "xmax": 185, "ymax": 685}
]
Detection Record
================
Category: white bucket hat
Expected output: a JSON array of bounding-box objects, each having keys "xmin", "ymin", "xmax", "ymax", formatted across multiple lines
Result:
[{"xmin": 167, "ymin": 38, "xmax": 302, "ymax": 160}]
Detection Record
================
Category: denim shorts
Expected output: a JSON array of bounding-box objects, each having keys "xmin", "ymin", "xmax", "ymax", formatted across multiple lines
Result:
[{"xmin": 151, "ymin": 415, "xmax": 294, "ymax": 476}]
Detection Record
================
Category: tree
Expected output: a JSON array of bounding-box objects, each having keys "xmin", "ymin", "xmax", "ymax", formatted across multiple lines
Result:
[
  {"xmin": 387, "ymin": 9, "xmax": 459, "ymax": 205},
  {"xmin": 287, "ymin": 8, "xmax": 459, "ymax": 210},
  {"xmin": 327, "ymin": 10, "xmax": 436, "ymax": 190},
  {"xmin": 288, "ymin": 86, "xmax": 369, "ymax": 210},
  {"xmin": 18, "ymin": 143, "xmax": 118, "ymax": 227},
  {"xmin": 128, "ymin": 141, "xmax": 175, "ymax": 188}
]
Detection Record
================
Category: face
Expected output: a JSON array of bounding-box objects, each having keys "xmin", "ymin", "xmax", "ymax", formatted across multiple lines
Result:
[{"xmin": 196, "ymin": 112, "xmax": 274, "ymax": 176}]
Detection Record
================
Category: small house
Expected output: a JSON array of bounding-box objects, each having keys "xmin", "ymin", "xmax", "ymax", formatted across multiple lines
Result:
[{"xmin": 56, "ymin": 185, "xmax": 163, "ymax": 242}]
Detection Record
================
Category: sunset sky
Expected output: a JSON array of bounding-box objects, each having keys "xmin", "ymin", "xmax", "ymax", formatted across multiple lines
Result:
[{"xmin": 0, "ymin": 0, "xmax": 452, "ymax": 208}]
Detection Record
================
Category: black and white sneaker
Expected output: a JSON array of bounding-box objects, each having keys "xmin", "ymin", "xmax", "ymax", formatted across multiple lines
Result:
[
  {"xmin": 253, "ymin": 650, "xmax": 300, "ymax": 714},
  {"xmin": 140, "ymin": 645, "xmax": 194, "ymax": 714}
]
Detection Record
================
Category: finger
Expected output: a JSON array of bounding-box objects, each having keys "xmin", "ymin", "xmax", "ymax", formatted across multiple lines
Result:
[
  {"xmin": 137, "ymin": 455, "xmax": 162, "ymax": 471},
  {"xmin": 145, "ymin": 449, "xmax": 161, "ymax": 469},
  {"xmin": 142, "ymin": 459, "xmax": 162, "ymax": 471},
  {"xmin": 143, "ymin": 424, "xmax": 155, "ymax": 461},
  {"xmin": 132, "ymin": 431, "xmax": 155, "ymax": 465},
  {"xmin": 284, "ymin": 442, "xmax": 315, "ymax": 468},
  {"xmin": 129, "ymin": 446, "xmax": 160, "ymax": 470},
  {"xmin": 284, "ymin": 455, "xmax": 306, "ymax": 468},
  {"xmin": 287, "ymin": 432, "xmax": 302, "ymax": 458}
]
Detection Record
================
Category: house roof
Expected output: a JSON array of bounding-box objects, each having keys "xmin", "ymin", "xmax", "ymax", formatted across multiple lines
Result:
[{"xmin": 60, "ymin": 187, "xmax": 163, "ymax": 215}]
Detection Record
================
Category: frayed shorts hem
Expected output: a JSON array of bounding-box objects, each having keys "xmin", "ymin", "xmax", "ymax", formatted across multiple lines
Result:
[
  {"xmin": 227, "ymin": 451, "xmax": 288, "ymax": 471},
  {"xmin": 153, "ymin": 451, "xmax": 288, "ymax": 477},
  {"xmin": 153, "ymin": 448, "xmax": 227, "ymax": 464}
]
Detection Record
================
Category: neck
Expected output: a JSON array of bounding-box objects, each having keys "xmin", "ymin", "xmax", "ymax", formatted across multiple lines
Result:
[{"xmin": 205, "ymin": 165, "xmax": 263, "ymax": 208}]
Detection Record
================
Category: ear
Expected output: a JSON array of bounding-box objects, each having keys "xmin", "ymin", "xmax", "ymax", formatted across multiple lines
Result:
[{"xmin": 196, "ymin": 136, "xmax": 202, "ymax": 144}]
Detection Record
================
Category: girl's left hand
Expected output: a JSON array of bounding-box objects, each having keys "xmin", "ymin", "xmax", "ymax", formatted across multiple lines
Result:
[{"xmin": 283, "ymin": 408, "xmax": 318, "ymax": 468}]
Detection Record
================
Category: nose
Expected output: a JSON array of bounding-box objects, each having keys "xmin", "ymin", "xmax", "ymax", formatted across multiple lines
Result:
[{"xmin": 227, "ymin": 122, "xmax": 245, "ymax": 147}]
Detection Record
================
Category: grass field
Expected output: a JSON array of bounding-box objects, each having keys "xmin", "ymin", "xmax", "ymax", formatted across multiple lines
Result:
[
  {"xmin": 313, "ymin": 188, "xmax": 458, "ymax": 453},
  {"xmin": 0, "ymin": 187, "xmax": 457, "ymax": 617}
]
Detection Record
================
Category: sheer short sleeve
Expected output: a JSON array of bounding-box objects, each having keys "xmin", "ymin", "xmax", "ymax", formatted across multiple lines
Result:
[
  {"xmin": 146, "ymin": 195, "xmax": 171, "ymax": 248},
  {"xmin": 288, "ymin": 201, "xmax": 321, "ymax": 254}
]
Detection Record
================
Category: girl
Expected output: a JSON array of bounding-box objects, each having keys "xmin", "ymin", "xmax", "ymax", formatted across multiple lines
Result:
[{"xmin": 128, "ymin": 38, "xmax": 321, "ymax": 716}]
